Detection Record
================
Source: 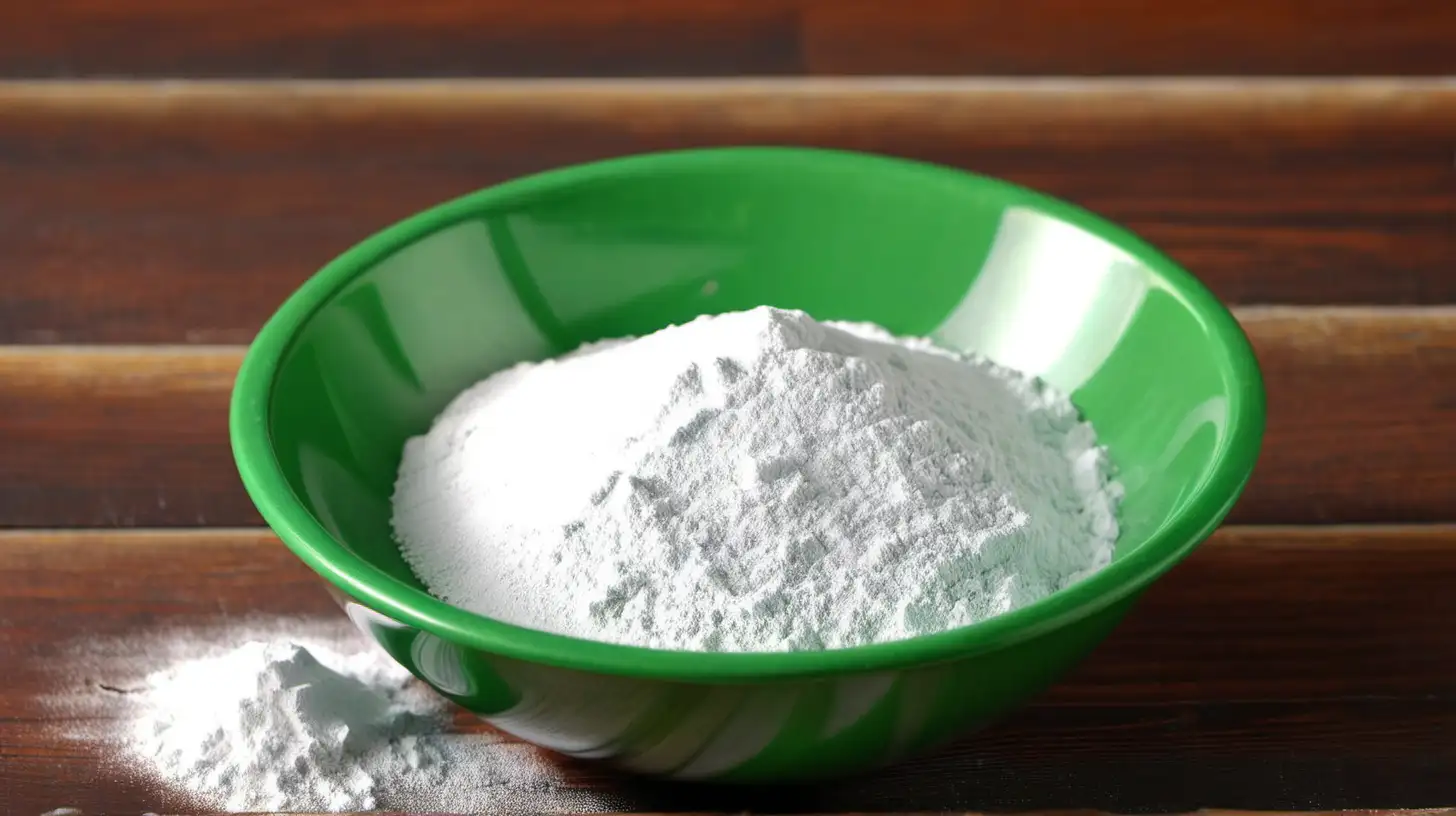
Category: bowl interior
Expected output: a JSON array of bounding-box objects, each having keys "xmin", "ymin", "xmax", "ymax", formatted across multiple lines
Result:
[{"xmin": 241, "ymin": 147, "xmax": 1262, "ymax": 672}]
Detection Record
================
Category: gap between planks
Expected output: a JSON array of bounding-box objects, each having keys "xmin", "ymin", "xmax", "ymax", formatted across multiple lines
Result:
[
  {"xmin": 1, "ymin": 76, "xmax": 1453, "ymax": 115},
  {"xmin": 3, "ymin": 305, "xmax": 1454, "ymax": 386},
  {"xmin": 6, "ymin": 305, "xmax": 1456, "ymax": 357},
  {"xmin": 3, "ymin": 524, "xmax": 1455, "ymax": 546}
]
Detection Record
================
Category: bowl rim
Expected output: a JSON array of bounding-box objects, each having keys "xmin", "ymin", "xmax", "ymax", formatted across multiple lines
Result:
[{"xmin": 231, "ymin": 145, "xmax": 1267, "ymax": 682}]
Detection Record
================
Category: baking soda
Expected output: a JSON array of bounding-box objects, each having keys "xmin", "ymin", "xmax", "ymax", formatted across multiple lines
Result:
[
  {"xmin": 119, "ymin": 636, "xmax": 603, "ymax": 813},
  {"xmin": 394, "ymin": 307, "xmax": 1121, "ymax": 652}
]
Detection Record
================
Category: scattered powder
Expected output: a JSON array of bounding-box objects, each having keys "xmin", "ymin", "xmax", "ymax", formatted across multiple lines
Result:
[
  {"xmin": 69, "ymin": 626, "xmax": 615, "ymax": 814},
  {"xmin": 394, "ymin": 307, "xmax": 1121, "ymax": 652},
  {"xmin": 132, "ymin": 641, "xmax": 431, "ymax": 811}
]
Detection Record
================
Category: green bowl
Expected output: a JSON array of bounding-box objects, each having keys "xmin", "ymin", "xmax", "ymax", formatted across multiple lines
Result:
[{"xmin": 231, "ymin": 146, "xmax": 1265, "ymax": 782}]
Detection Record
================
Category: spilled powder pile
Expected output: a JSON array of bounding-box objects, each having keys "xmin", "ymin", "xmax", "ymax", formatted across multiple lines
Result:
[
  {"xmin": 394, "ymin": 307, "xmax": 1121, "ymax": 652},
  {"xmin": 125, "ymin": 639, "xmax": 593, "ymax": 813}
]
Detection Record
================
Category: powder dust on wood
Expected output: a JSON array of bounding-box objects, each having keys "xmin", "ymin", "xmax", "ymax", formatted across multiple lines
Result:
[
  {"xmin": 41, "ymin": 621, "xmax": 617, "ymax": 814},
  {"xmin": 126, "ymin": 639, "xmax": 606, "ymax": 812},
  {"xmin": 393, "ymin": 307, "xmax": 1122, "ymax": 652}
]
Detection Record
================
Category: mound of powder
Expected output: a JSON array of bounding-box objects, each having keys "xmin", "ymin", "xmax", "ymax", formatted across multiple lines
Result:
[
  {"xmin": 393, "ymin": 306, "xmax": 1121, "ymax": 652},
  {"xmin": 129, "ymin": 640, "xmax": 582, "ymax": 812}
]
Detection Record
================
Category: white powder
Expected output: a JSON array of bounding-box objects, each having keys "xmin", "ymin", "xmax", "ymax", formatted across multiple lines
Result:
[
  {"xmin": 126, "ymin": 638, "xmax": 604, "ymax": 813},
  {"xmin": 394, "ymin": 306, "xmax": 1121, "ymax": 652}
]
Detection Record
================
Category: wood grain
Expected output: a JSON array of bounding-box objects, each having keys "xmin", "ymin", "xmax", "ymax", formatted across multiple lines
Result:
[
  {"xmin": 1, "ymin": 0, "xmax": 1454, "ymax": 77},
  {"xmin": 801, "ymin": 0, "xmax": 1456, "ymax": 76},
  {"xmin": 0, "ymin": 349, "xmax": 241, "ymax": 528},
  {"xmin": 2, "ymin": 81, "xmax": 1454, "ymax": 344},
  {"xmin": 3, "ymin": 308, "xmax": 1455, "ymax": 528},
  {"xmin": 3, "ymin": 527, "xmax": 1455, "ymax": 812}
]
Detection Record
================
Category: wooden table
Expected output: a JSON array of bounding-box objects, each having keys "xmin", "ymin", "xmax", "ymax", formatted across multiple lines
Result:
[{"xmin": 3, "ymin": 3, "xmax": 1455, "ymax": 814}]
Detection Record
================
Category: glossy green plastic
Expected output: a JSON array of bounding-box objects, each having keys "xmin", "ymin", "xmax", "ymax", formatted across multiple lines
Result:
[{"xmin": 231, "ymin": 146, "xmax": 1265, "ymax": 782}]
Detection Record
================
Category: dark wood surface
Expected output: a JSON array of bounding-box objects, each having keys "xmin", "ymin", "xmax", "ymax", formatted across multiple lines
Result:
[
  {"xmin": 4, "ymin": 309, "xmax": 1455, "ymax": 529},
  {"xmin": 191, "ymin": 813, "xmax": 1456, "ymax": 816},
  {"xmin": 181, "ymin": 813, "xmax": 1456, "ymax": 816},
  {"xmin": 1, "ymin": 10, "xmax": 1454, "ymax": 802},
  {"xmin": 3, "ymin": 81, "xmax": 1455, "ymax": 344},
  {"xmin": 2, "ymin": 0, "xmax": 1455, "ymax": 77},
  {"xmin": 4, "ymin": 528, "xmax": 1456, "ymax": 814}
]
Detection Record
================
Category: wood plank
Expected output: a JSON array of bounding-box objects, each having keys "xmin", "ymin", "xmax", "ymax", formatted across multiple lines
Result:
[
  {"xmin": 3, "ymin": 527, "xmax": 1455, "ymax": 812},
  {"xmin": 2, "ymin": 0, "xmax": 1454, "ymax": 77},
  {"xmin": 2, "ymin": 81, "xmax": 1454, "ymax": 345},
  {"xmin": 1235, "ymin": 307, "xmax": 1456, "ymax": 524},
  {"xmin": 3, "ymin": 308, "xmax": 1455, "ymax": 528},
  {"xmin": 0, "ymin": 348, "xmax": 241, "ymax": 528},
  {"xmin": 803, "ymin": 0, "xmax": 1456, "ymax": 76}
]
